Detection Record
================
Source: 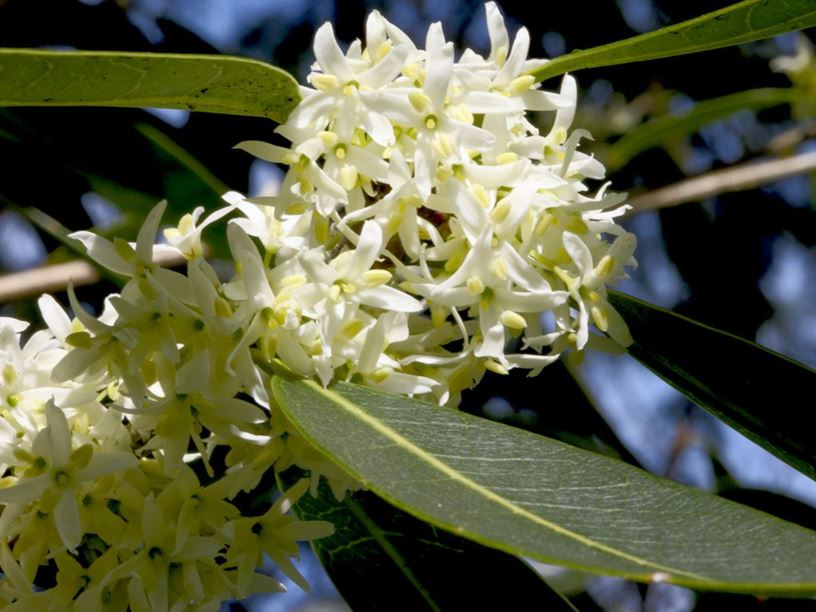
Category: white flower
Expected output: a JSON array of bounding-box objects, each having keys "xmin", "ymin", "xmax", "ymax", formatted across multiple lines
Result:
[
  {"xmin": 162, "ymin": 205, "xmax": 234, "ymax": 259},
  {"xmin": 0, "ymin": 402, "xmax": 135, "ymax": 552}
]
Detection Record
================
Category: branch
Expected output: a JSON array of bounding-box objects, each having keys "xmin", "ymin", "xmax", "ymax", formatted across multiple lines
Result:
[
  {"xmin": 626, "ymin": 150, "xmax": 816, "ymax": 214},
  {"xmin": 0, "ymin": 251, "xmax": 186, "ymax": 304}
]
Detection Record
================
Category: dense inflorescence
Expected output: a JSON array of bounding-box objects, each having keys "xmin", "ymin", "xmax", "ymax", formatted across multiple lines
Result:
[{"xmin": 0, "ymin": 3, "xmax": 636, "ymax": 608}]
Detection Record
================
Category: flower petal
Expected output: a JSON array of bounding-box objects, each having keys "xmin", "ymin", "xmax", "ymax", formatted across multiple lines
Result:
[{"xmin": 55, "ymin": 491, "xmax": 82, "ymax": 552}]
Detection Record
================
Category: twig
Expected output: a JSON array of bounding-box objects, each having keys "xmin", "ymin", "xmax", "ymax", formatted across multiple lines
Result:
[
  {"xmin": 627, "ymin": 150, "xmax": 816, "ymax": 214},
  {"xmin": 0, "ymin": 251, "xmax": 186, "ymax": 304}
]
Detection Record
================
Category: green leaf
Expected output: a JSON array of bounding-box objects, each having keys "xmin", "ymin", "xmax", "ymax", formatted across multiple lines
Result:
[
  {"xmin": 532, "ymin": 0, "xmax": 816, "ymax": 82},
  {"xmin": 272, "ymin": 377, "xmax": 816, "ymax": 595},
  {"xmin": 280, "ymin": 471, "xmax": 576, "ymax": 612},
  {"xmin": 0, "ymin": 49, "xmax": 300, "ymax": 122},
  {"xmin": 606, "ymin": 88, "xmax": 795, "ymax": 170},
  {"xmin": 608, "ymin": 290, "xmax": 816, "ymax": 481}
]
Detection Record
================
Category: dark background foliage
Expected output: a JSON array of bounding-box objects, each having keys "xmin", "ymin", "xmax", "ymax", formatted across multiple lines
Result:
[{"xmin": 0, "ymin": 1, "xmax": 814, "ymax": 609}]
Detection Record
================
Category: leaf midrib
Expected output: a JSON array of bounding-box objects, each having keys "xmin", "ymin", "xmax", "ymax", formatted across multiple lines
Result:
[{"xmin": 289, "ymin": 378, "xmax": 708, "ymax": 582}]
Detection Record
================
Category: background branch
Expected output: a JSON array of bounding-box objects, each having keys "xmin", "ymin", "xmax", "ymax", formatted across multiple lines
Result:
[
  {"xmin": 626, "ymin": 150, "xmax": 816, "ymax": 213},
  {"xmin": 0, "ymin": 250, "xmax": 186, "ymax": 304}
]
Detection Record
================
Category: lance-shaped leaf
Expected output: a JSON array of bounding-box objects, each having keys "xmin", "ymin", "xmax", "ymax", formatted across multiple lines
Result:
[
  {"xmin": 272, "ymin": 377, "xmax": 816, "ymax": 595},
  {"xmin": 280, "ymin": 472, "xmax": 575, "ymax": 611},
  {"xmin": 608, "ymin": 290, "xmax": 816, "ymax": 480},
  {"xmin": 0, "ymin": 49, "xmax": 300, "ymax": 122},
  {"xmin": 606, "ymin": 88, "xmax": 796, "ymax": 170},
  {"xmin": 533, "ymin": 0, "xmax": 816, "ymax": 82}
]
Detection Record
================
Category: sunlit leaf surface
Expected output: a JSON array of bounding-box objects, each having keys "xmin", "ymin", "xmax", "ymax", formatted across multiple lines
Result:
[
  {"xmin": 533, "ymin": 0, "xmax": 816, "ymax": 82},
  {"xmin": 0, "ymin": 49, "xmax": 300, "ymax": 122},
  {"xmin": 273, "ymin": 377, "xmax": 816, "ymax": 594}
]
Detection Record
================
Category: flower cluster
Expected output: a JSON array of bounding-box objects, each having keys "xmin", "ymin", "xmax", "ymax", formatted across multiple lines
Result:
[
  {"xmin": 0, "ymin": 312, "xmax": 332, "ymax": 609},
  {"xmin": 232, "ymin": 2, "xmax": 636, "ymax": 404},
  {"xmin": 0, "ymin": 2, "xmax": 637, "ymax": 606}
]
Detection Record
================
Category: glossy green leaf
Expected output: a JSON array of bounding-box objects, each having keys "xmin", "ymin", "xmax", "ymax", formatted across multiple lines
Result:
[
  {"xmin": 608, "ymin": 291, "xmax": 816, "ymax": 480},
  {"xmin": 533, "ymin": 0, "xmax": 816, "ymax": 82},
  {"xmin": 606, "ymin": 88, "xmax": 795, "ymax": 170},
  {"xmin": 0, "ymin": 49, "xmax": 300, "ymax": 122},
  {"xmin": 272, "ymin": 377, "xmax": 816, "ymax": 595},
  {"xmin": 280, "ymin": 471, "xmax": 575, "ymax": 611}
]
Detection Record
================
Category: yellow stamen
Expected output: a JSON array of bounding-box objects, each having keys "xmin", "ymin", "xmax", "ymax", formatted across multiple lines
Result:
[
  {"xmin": 66, "ymin": 331, "xmax": 93, "ymax": 350},
  {"xmin": 496, "ymin": 151, "xmax": 518, "ymax": 165},
  {"xmin": 409, "ymin": 90, "xmax": 432, "ymax": 113},
  {"xmin": 339, "ymin": 165, "xmax": 358, "ymax": 190},
  {"xmin": 509, "ymin": 75, "xmax": 535, "ymax": 96},
  {"xmin": 490, "ymin": 256, "xmax": 508, "ymax": 281},
  {"xmin": 431, "ymin": 305, "xmax": 447, "ymax": 328},
  {"xmin": 319, "ymin": 131, "xmax": 339, "ymax": 146},
  {"xmin": 466, "ymin": 276, "xmax": 486, "ymax": 295},
  {"xmin": 490, "ymin": 198, "xmax": 512, "ymax": 224},
  {"xmin": 499, "ymin": 310, "xmax": 527, "ymax": 330},
  {"xmin": 535, "ymin": 212, "xmax": 554, "ymax": 236},
  {"xmin": 484, "ymin": 359, "xmax": 509, "ymax": 375},
  {"xmin": 310, "ymin": 73, "xmax": 339, "ymax": 91},
  {"xmin": 340, "ymin": 319, "xmax": 364, "ymax": 338},
  {"xmin": 593, "ymin": 255, "xmax": 614, "ymax": 278},
  {"xmin": 591, "ymin": 305, "xmax": 609, "ymax": 332},
  {"xmin": 472, "ymin": 184, "xmax": 491, "ymax": 208},
  {"xmin": 362, "ymin": 269, "xmax": 392, "ymax": 286}
]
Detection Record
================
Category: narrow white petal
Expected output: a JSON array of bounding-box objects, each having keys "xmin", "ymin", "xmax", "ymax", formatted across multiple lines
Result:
[
  {"xmin": 37, "ymin": 294, "xmax": 71, "ymax": 342},
  {"xmin": 345, "ymin": 220, "xmax": 383, "ymax": 278},
  {"xmin": 521, "ymin": 89, "xmax": 570, "ymax": 111},
  {"xmin": 562, "ymin": 231, "xmax": 594, "ymax": 281},
  {"xmin": 136, "ymin": 200, "xmax": 167, "ymax": 263},
  {"xmin": 504, "ymin": 352, "xmax": 561, "ymax": 370},
  {"xmin": 361, "ymin": 43, "xmax": 409, "ymax": 89},
  {"xmin": 485, "ymin": 2, "xmax": 510, "ymax": 65},
  {"xmin": 464, "ymin": 159, "xmax": 529, "ymax": 188},
  {"xmin": 359, "ymin": 109, "xmax": 394, "ymax": 146},
  {"xmin": 0, "ymin": 474, "xmax": 49, "ymax": 504},
  {"xmin": 370, "ymin": 372, "xmax": 437, "ymax": 395},
  {"xmin": 313, "ymin": 23, "xmax": 355, "ymax": 82},
  {"xmin": 0, "ymin": 317, "xmax": 28, "ymax": 333},
  {"xmin": 153, "ymin": 269, "xmax": 195, "ymax": 305},
  {"xmin": 214, "ymin": 398, "xmax": 267, "ymax": 423},
  {"xmin": 52, "ymin": 346, "xmax": 101, "ymax": 383},
  {"xmin": 356, "ymin": 286, "xmax": 422, "ymax": 312},
  {"xmin": 78, "ymin": 452, "xmax": 138, "ymax": 481},
  {"xmin": 55, "ymin": 492, "xmax": 82, "ymax": 552},
  {"xmin": 494, "ymin": 288, "xmax": 568, "ymax": 312},
  {"xmin": 69, "ymin": 231, "xmax": 133, "ymax": 275},
  {"xmin": 235, "ymin": 140, "xmax": 295, "ymax": 164},
  {"xmin": 475, "ymin": 313, "xmax": 505, "ymax": 359},
  {"xmin": 457, "ymin": 122, "xmax": 496, "ymax": 151},
  {"xmin": 424, "ymin": 23, "xmax": 454, "ymax": 110},
  {"xmin": 551, "ymin": 74, "xmax": 577, "ymax": 134},
  {"xmin": 347, "ymin": 147, "xmax": 390, "ymax": 182},
  {"xmin": 415, "ymin": 135, "xmax": 435, "ymax": 199},
  {"xmin": 496, "ymin": 26, "xmax": 530, "ymax": 86},
  {"xmin": 365, "ymin": 10, "xmax": 387, "ymax": 52},
  {"xmin": 358, "ymin": 319, "xmax": 385, "ymax": 374},
  {"xmin": 276, "ymin": 332, "xmax": 315, "ymax": 376},
  {"xmin": 605, "ymin": 302, "xmax": 633, "ymax": 347},
  {"xmin": 570, "ymin": 302, "xmax": 587, "ymax": 351},
  {"xmin": 458, "ymin": 91, "xmax": 523, "ymax": 113},
  {"xmin": 46, "ymin": 401, "xmax": 72, "ymax": 467}
]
